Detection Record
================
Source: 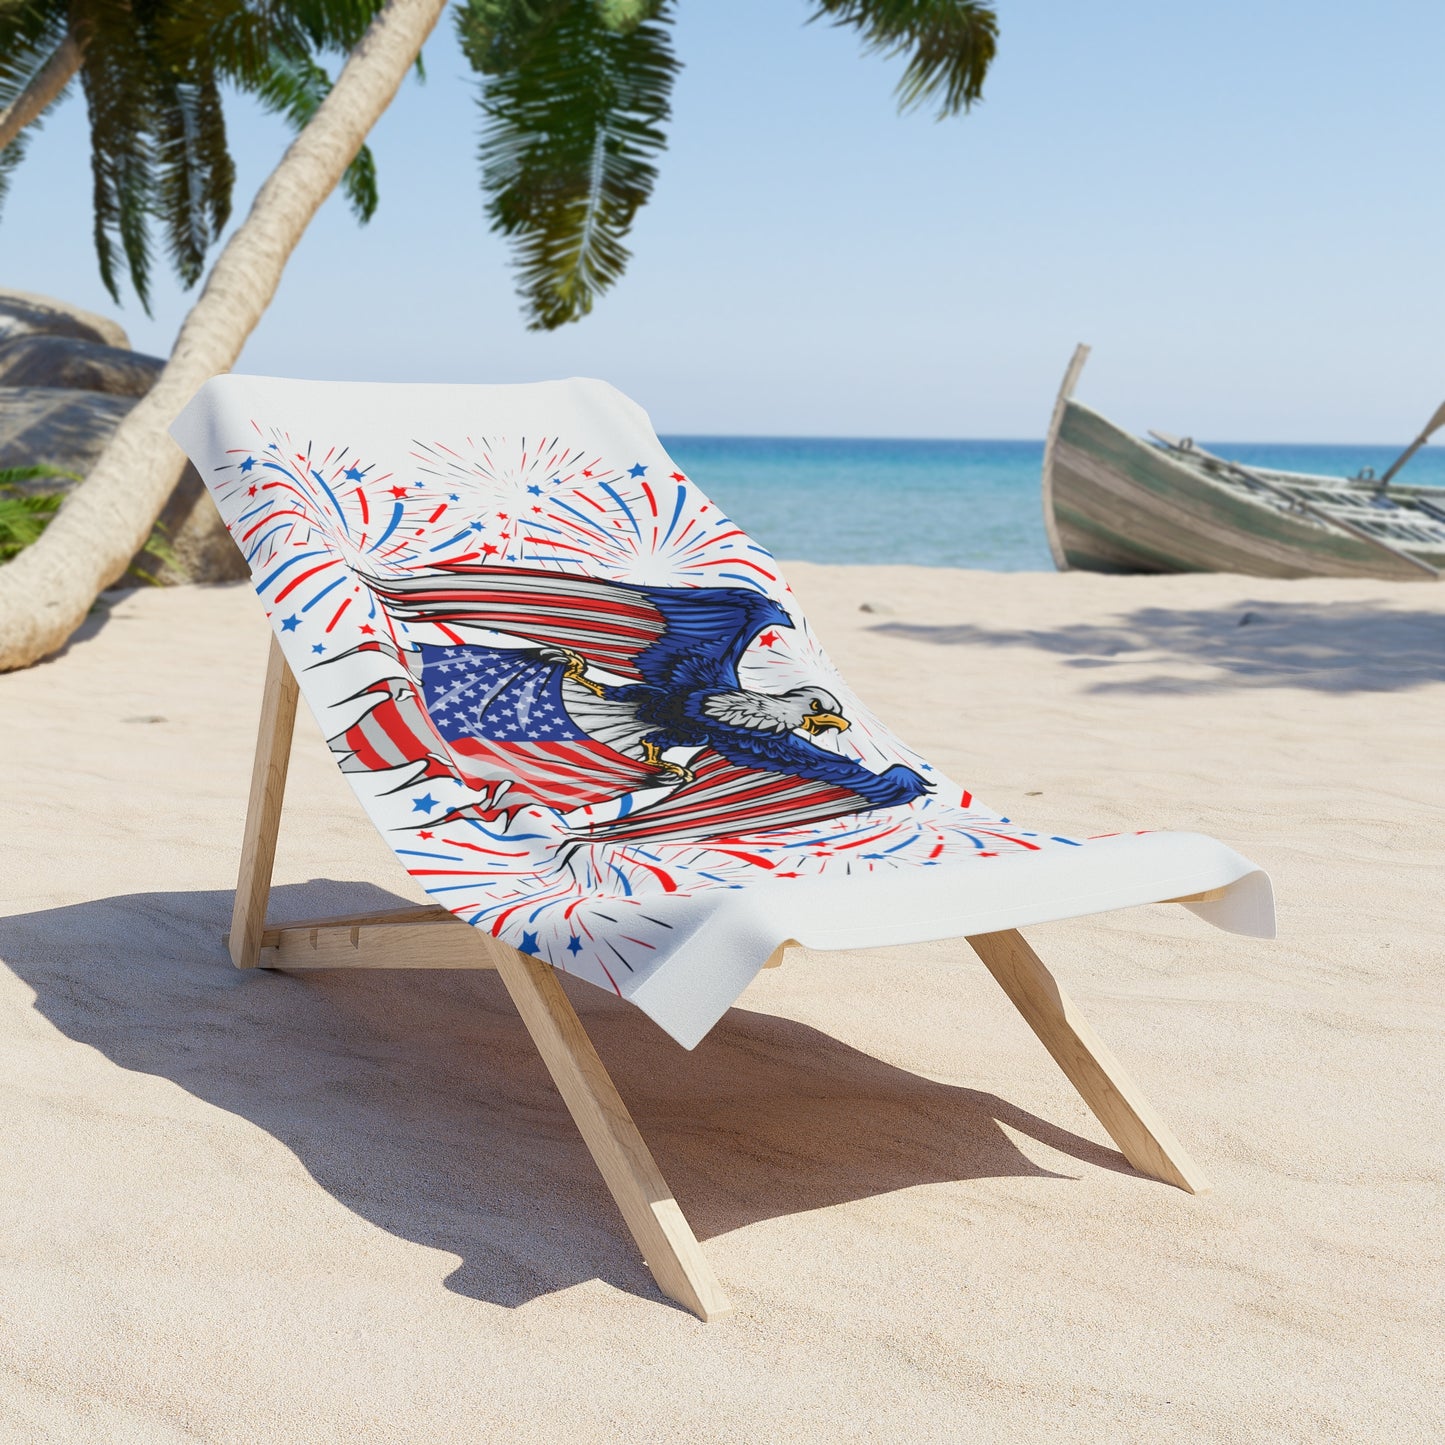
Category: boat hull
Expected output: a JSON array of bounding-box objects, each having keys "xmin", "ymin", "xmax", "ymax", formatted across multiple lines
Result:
[{"xmin": 1047, "ymin": 401, "xmax": 1441, "ymax": 580}]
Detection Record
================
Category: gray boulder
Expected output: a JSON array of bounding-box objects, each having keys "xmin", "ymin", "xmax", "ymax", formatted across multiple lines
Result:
[
  {"xmin": 0, "ymin": 287, "xmax": 130, "ymax": 350},
  {"xmin": 0, "ymin": 334, "xmax": 164, "ymax": 397},
  {"xmin": 0, "ymin": 386, "xmax": 134, "ymax": 480}
]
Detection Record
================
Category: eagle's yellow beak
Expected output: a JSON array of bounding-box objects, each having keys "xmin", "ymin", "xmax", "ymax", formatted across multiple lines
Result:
[{"xmin": 801, "ymin": 710, "xmax": 849, "ymax": 735}]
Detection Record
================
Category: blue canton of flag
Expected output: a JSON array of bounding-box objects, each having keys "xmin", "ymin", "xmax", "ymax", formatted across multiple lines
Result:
[
  {"xmin": 417, "ymin": 643, "xmax": 586, "ymax": 743},
  {"xmin": 413, "ymin": 642, "xmax": 657, "ymax": 811}
]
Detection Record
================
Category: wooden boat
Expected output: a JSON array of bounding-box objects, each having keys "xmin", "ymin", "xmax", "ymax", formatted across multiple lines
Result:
[{"xmin": 1041, "ymin": 345, "xmax": 1445, "ymax": 580}]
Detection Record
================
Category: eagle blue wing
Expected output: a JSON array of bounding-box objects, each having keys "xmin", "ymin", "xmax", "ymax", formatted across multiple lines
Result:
[
  {"xmin": 710, "ymin": 724, "xmax": 931, "ymax": 809},
  {"xmin": 628, "ymin": 583, "xmax": 790, "ymax": 692}
]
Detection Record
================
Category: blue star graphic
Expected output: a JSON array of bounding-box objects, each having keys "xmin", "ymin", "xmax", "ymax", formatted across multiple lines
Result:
[
  {"xmin": 414, "ymin": 481, "xmax": 425, "ymax": 489},
  {"xmin": 239, "ymin": 456, "xmax": 255, "ymax": 473},
  {"xmin": 469, "ymin": 521, "xmax": 486, "ymax": 533},
  {"xmin": 628, "ymin": 463, "xmax": 647, "ymax": 478},
  {"xmin": 311, "ymin": 643, "xmax": 325, "ymax": 654},
  {"xmin": 566, "ymin": 936, "xmax": 583, "ymax": 956},
  {"xmin": 343, "ymin": 466, "xmax": 363, "ymax": 482},
  {"xmin": 526, "ymin": 484, "xmax": 542, "ymax": 495},
  {"xmin": 412, "ymin": 794, "xmax": 438, "ymax": 814},
  {"xmin": 280, "ymin": 615, "xmax": 300, "ymax": 632},
  {"xmin": 449, "ymin": 493, "xmax": 459, "ymax": 501},
  {"xmin": 520, "ymin": 931, "xmax": 539, "ymax": 954}
]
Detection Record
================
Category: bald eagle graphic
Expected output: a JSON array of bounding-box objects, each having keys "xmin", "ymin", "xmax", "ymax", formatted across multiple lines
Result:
[{"xmin": 332, "ymin": 563, "xmax": 930, "ymax": 844}]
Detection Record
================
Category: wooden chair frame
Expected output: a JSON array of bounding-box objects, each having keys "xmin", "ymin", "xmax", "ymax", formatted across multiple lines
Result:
[{"xmin": 226, "ymin": 636, "xmax": 1214, "ymax": 1321}]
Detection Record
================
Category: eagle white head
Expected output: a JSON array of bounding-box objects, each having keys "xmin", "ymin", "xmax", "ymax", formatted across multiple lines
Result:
[{"xmin": 702, "ymin": 686, "xmax": 850, "ymax": 736}]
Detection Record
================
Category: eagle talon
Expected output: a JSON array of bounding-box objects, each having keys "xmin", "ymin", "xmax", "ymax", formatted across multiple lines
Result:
[
  {"xmin": 642, "ymin": 740, "xmax": 694, "ymax": 784},
  {"xmin": 558, "ymin": 647, "xmax": 606, "ymax": 697}
]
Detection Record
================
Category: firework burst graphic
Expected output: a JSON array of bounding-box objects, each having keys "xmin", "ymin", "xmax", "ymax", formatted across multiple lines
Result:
[{"xmin": 205, "ymin": 420, "xmax": 1080, "ymax": 996}]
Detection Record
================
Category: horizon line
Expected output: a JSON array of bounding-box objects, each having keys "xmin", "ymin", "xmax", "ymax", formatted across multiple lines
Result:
[{"xmin": 656, "ymin": 432, "xmax": 1429, "ymax": 450}]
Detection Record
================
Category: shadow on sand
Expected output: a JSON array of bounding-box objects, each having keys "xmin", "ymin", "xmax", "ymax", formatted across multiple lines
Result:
[
  {"xmin": 0, "ymin": 880, "xmax": 1132, "ymax": 1313},
  {"xmin": 875, "ymin": 599, "xmax": 1445, "ymax": 695}
]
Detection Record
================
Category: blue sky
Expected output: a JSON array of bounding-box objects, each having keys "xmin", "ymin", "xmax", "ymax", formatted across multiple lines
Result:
[{"xmin": 5, "ymin": 1, "xmax": 1443, "ymax": 440}]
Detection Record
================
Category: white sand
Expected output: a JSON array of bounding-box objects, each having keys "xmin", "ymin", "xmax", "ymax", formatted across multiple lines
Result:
[{"xmin": 1, "ymin": 567, "xmax": 1441, "ymax": 1442}]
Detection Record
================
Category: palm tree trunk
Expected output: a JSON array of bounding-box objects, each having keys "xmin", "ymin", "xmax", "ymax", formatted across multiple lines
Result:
[
  {"xmin": 0, "ymin": 32, "xmax": 82, "ymax": 153},
  {"xmin": 0, "ymin": 0, "xmax": 448, "ymax": 671}
]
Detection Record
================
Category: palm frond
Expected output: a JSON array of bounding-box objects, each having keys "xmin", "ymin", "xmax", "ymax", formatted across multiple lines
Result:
[
  {"xmin": 811, "ymin": 0, "xmax": 998, "ymax": 118},
  {"xmin": 458, "ymin": 0, "xmax": 679, "ymax": 330},
  {"xmin": 0, "ymin": 481, "xmax": 64, "ymax": 563},
  {"xmin": 160, "ymin": 0, "xmax": 384, "ymax": 225},
  {"xmin": 0, "ymin": 4, "xmax": 72, "ymax": 223},
  {"xmin": 152, "ymin": 68, "xmax": 235, "ymax": 287},
  {"xmin": 243, "ymin": 46, "xmax": 379, "ymax": 222},
  {"xmin": 75, "ymin": 0, "xmax": 159, "ymax": 309}
]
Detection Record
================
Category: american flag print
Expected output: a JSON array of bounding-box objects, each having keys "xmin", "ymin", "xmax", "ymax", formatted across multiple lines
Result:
[
  {"xmin": 175, "ymin": 376, "xmax": 1100, "ymax": 1031},
  {"xmin": 414, "ymin": 642, "xmax": 661, "ymax": 810}
]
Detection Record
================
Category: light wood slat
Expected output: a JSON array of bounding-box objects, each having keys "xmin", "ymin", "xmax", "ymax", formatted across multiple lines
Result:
[
  {"xmin": 260, "ymin": 920, "xmax": 500, "ymax": 971},
  {"xmin": 967, "ymin": 929, "xmax": 1211, "ymax": 1195},
  {"xmin": 223, "ymin": 905, "xmax": 452, "ymax": 955},
  {"xmin": 491, "ymin": 947, "xmax": 732, "ymax": 1322},
  {"xmin": 229, "ymin": 635, "xmax": 299, "ymax": 969},
  {"xmin": 232, "ymin": 903, "xmax": 454, "ymax": 948}
]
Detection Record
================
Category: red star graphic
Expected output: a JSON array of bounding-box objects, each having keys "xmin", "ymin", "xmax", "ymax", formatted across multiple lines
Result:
[
  {"xmin": 482, "ymin": 543, "xmax": 499, "ymax": 556},
  {"xmin": 418, "ymin": 830, "xmax": 434, "ymax": 841},
  {"xmin": 359, "ymin": 625, "xmax": 375, "ymax": 635},
  {"xmin": 389, "ymin": 485, "xmax": 408, "ymax": 499},
  {"xmin": 582, "ymin": 469, "xmax": 593, "ymax": 477},
  {"xmin": 532, "ymin": 506, "xmax": 542, "ymax": 514},
  {"xmin": 498, "ymin": 512, "xmax": 509, "ymax": 520},
  {"xmin": 246, "ymin": 485, "xmax": 257, "ymax": 497},
  {"xmin": 759, "ymin": 630, "xmax": 779, "ymax": 647},
  {"xmin": 669, "ymin": 471, "xmax": 686, "ymax": 482}
]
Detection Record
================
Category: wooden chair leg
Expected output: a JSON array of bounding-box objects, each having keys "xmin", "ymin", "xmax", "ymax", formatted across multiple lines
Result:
[
  {"xmin": 967, "ymin": 929, "xmax": 1211, "ymax": 1194},
  {"xmin": 230, "ymin": 634, "xmax": 299, "ymax": 969},
  {"xmin": 492, "ymin": 948, "xmax": 733, "ymax": 1321}
]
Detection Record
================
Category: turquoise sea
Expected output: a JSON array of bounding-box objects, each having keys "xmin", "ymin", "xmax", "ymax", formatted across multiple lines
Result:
[{"xmin": 660, "ymin": 436, "xmax": 1445, "ymax": 571}]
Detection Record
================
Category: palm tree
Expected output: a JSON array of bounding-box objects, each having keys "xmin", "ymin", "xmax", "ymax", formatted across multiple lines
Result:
[
  {"xmin": 0, "ymin": 0, "xmax": 388, "ymax": 309},
  {"xmin": 0, "ymin": 0, "xmax": 997, "ymax": 671}
]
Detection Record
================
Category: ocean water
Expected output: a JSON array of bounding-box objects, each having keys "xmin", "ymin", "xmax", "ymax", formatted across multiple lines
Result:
[{"xmin": 660, "ymin": 435, "xmax": 1445, "ymax": 571}]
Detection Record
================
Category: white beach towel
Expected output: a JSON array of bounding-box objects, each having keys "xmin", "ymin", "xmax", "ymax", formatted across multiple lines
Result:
[{"xmin": 171, "ymin": 376, "xmax": 1273, "ymax": 1047}]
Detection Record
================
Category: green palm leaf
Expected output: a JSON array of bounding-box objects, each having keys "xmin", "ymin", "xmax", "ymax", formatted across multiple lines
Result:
[
  {"xmin": 76, "ymin": 0, "xmax": 159, "ymax": 310},
  {"xmin": 152, "ymin": 68, "xmax": 236, "ymax": 289},
  {"xmin": 0, "ymin": 4, "xmax": 71, "ymax": 220},
  {"xmin": 459, "ymin": 0, "xmax": 679, "ymax": 331},
  {"xmin": 244, "ymin": 46, "xmax": 381, "ymax": 222},
  {"xmin": 811, "ymin": 0, "xmax": 998, "ymax": 118}
]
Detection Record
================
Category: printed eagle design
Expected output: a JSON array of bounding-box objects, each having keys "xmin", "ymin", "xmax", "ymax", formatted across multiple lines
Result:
[{"xmin": 345, "ymin": 563, "xmax": 930, "ymax": 844}]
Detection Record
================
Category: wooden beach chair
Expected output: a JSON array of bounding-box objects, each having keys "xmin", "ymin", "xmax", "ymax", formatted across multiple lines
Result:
[{"xmin": 172, "ymin": 375, "xmax": 1274, "ymax": 1321}]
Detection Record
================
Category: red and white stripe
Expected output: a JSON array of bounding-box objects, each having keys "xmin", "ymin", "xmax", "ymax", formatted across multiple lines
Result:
[{"xmin": 449, "ymin": 736, "xmax": 661, "ymax": 811}]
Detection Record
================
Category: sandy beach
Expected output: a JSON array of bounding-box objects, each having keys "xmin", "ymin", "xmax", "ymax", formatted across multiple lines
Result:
[{"xmin": 1, "ymin": 564, "xmax": 1441, "ymax": 1443}]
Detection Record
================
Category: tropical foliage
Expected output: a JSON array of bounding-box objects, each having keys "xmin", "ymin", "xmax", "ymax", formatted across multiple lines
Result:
[
  {"xmin": 0, "ymin": 464, "xmax": 177, "ymax": 577},
  {"xmin": 460, "ymin": 0, "xmax": 998, "ymax": 329},
  {"xmin": 0, "ymin": 467, "xmax": 73, "ymax": 562},
  {"xmin": 0, "ymin": 0, "xmax": 389, "ymax": 310},
  {"xmin": 3, "ymin": 0, "xmax": 997, "ymax": 326}
]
